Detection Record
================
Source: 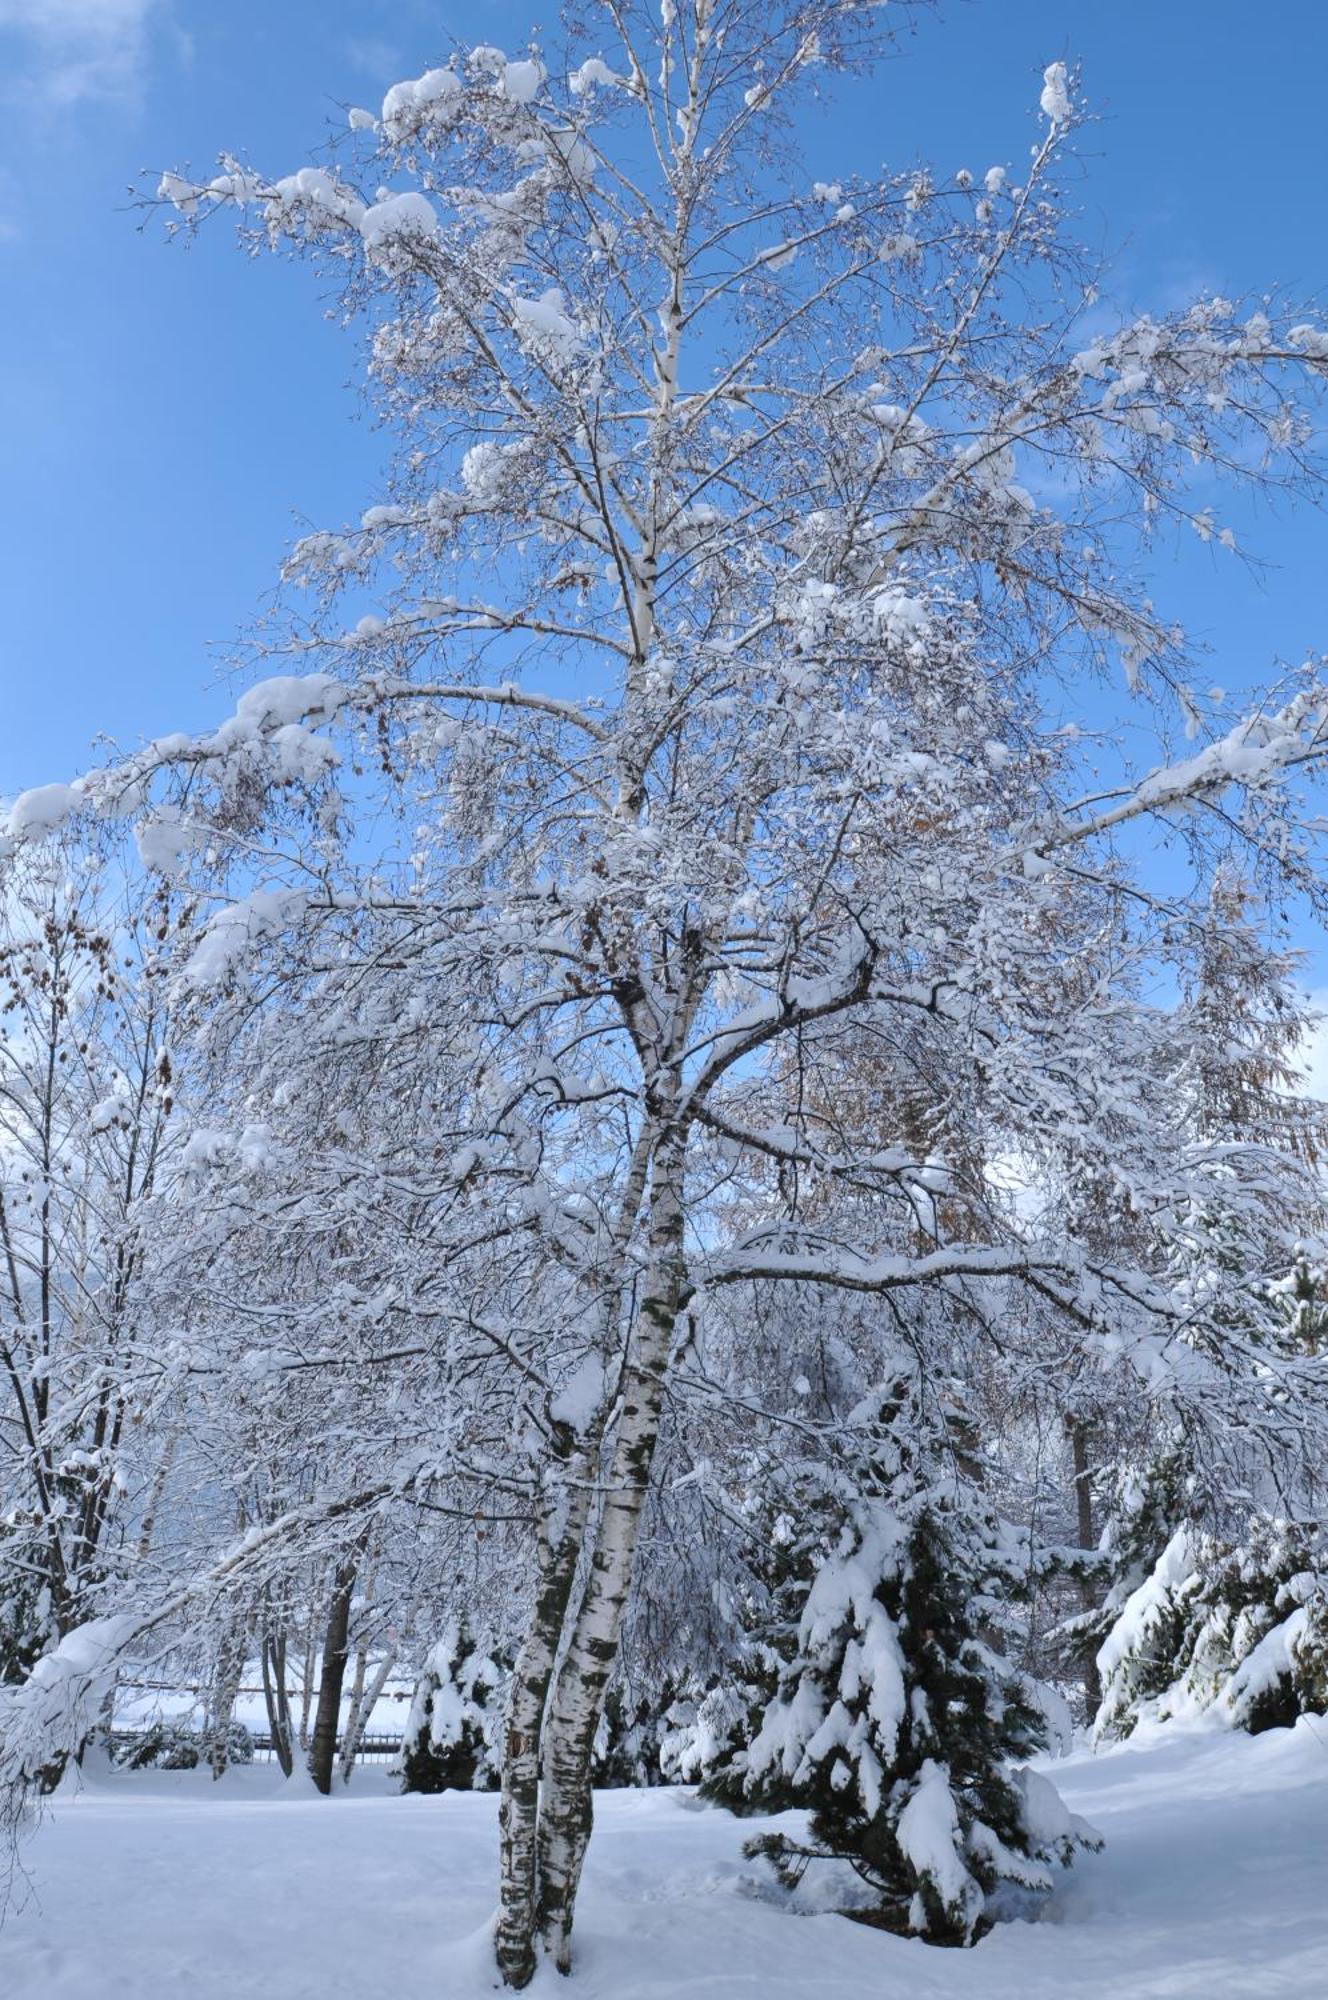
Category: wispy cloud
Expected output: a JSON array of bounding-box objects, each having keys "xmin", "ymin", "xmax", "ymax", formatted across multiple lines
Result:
[
  {"xmin": 341, "ymin": 36, "xmax": 403, "ymax": 84},
  {"xmin": 0, "ymin": 0, "xmax": 164, "ymax": 109}
]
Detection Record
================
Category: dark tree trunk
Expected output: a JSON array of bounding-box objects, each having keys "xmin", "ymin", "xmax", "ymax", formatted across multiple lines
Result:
[
  {"xmin": 1069, "ymin": 1417, "xmax": 1102, "ymax": 1717},
  {"xmin": 308, "ymin": 1556, "xmax": 358, "ymax": 1795},
  {"xmin": 261, "ymin": 1624, "xmax": 295, "ymax": 1778}
]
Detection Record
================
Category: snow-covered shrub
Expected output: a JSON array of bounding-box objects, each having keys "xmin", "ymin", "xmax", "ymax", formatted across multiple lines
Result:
[
  {"xmin": 398, "ymin": 1617, "xmax": 506, "ymax": 1794},
  {"xmin": 733, "ymin": 1379, "xmax": 1099, "ymax": 1944},
  {"xmin": 116, "ymin": 1719, "xmax": 254, "ymax": 1771},
  {"xmin": 1096, "ymin": 1517, "xmax": 1328, "ymax": 1738}
]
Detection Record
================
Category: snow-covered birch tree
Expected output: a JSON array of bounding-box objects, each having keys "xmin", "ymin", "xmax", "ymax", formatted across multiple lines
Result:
[{"xmin": 4, "ymin": 0, "xmax": 1328, "ymax": 1982}]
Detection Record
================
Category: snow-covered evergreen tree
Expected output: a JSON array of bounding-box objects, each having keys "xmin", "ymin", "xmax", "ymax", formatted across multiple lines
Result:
[
  {"xmin": 1269, "ymin": 1250, "xmax": 1328, "ymax": 1361},
  {"xmin": 676, "ymin": 1485, "xmax": 836, "ymax": 1810},
  {"xmin": 590, "ymin": 1681, "xmax": 675, "ymax": 1788},
  {"xmin": 1096, "ymin": 1244, "xmax": 1328, "ymax": 1741},
  {"xmin": 736, "ymin": 1378, "xmax": 1097, "ymax": 1944},
  {"xmin": 659, "ymin": 1676, "xmax": 744, "ymax": 1790},
  {"xmin": 399, "ymin": 1618, "xmax": 506, "ymax": 1794},
  {"xmin": 1097, "ymin": 1515, "xmax": 1328, "ymax": 1739},
  {"xmin": 1049, "ymin": 1437, "xmax": 1191, "ymax": 1707}
]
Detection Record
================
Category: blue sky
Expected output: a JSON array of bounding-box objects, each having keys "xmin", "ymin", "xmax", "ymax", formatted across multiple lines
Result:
[{"xmin": 2, "ymin": 2, "xmax": 1326, "ymax": 928}]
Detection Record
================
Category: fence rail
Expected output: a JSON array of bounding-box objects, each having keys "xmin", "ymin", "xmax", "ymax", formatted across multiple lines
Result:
[
  {"xmin": 115, "ymin": 1679, "xmax": 410, "ymax": 1704},
  {"xmin": 249, "ymin": 1733, "xmax": 403, "ymax": 1766},
  {"xmin": 110, "ymin": 1726, "xmax": 404, "ymax": 1769}
]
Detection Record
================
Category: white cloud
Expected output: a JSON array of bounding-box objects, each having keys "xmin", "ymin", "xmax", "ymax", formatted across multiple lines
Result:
[{"xmin": 0, "ymin": 0, "xmax": 163, "ymax": 108}]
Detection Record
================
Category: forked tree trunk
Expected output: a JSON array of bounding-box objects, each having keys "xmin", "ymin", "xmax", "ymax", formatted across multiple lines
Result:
[
  {"xmin": 496, "ymin": 1456, "xmax": 592, "ymax": 1984},
  {"xmin": 261, "ymin": 1623, "xmax": 295, "ymax": 1778},
  {"xmin": 338, "ymin": 1556, "xmax": 375, "ymax": 1782},
  {"xmin": 308, "ymin": 1554, "xmax": 358, "ymax": 1795},
  {"xmin": 340, "ymin": 1643, "xmax": 396, "ymax": 1786},
  {"xmin": 530, "ymin": 1141, "xmax": 688, "ymax": 1977},
  {"xmin": 495, "ymin": 1444, "xmax": 596, "ymax": 1988}
]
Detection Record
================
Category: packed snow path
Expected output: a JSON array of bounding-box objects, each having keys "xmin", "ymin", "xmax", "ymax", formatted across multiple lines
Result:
[{"xmin": 2, "ymin": 1721, "xmax": 1325, "ymax": 1997}]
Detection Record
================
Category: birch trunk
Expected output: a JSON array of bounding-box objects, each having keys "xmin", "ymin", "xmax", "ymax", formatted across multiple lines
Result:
[
  {"xmin": 207, "ymin": 1620, "xmax": 249, "ymax": 1780},
  {"xmin": 533, "ymin": 1141, "xmax": 687, "ymax": 1974},
  {"xmin": 299, "ymin": 1604, "xmax": 317, "ymax": 1751},
  {"xmin": 337, "ymin": 1556, "xmax": 375, "ymax": 1783},
  {"xmin": 495, "ymin": 1446, "xmax": 595, "ymax": 1989},
  {"xmin": 340, "ymin": 1646, "xmax": 394, "ymax": 1786},
  {"xmin": 495, "ymin": 1136, "xmax": 658, "ymax": 1989}
]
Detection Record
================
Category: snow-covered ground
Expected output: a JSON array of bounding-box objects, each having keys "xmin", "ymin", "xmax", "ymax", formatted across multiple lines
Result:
[{"xmin": 2, "ymin": 1719, "xmax": 1326, "ymax": 1998}]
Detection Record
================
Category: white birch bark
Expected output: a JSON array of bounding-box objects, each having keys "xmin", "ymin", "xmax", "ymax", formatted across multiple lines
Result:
[
  {"xmin": 207, "ymin": 1619, "xmax": 249, "ymax": 1780},
  {"xmin": 533, "ymin": 1132, "xmax": 688, "ymax": 1973},
  {"xmin": 495, "ymin": 1443, "xmax": 596, "ymax": 1988}
]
